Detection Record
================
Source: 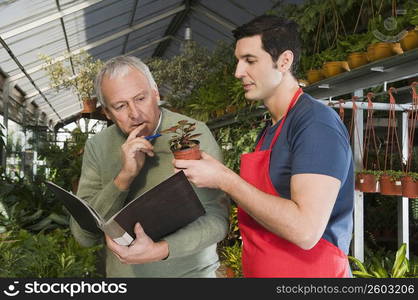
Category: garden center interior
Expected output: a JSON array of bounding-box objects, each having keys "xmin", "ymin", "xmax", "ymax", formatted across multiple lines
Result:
[{"xmin": 0, "ymin": 0, "xmax": 417, "ymax": 278}]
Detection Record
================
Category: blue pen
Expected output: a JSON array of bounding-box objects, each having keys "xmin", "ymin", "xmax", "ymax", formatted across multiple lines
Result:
[{"xmin": 144, "ymin": 133, "xmax": 162, "ymax": 141}]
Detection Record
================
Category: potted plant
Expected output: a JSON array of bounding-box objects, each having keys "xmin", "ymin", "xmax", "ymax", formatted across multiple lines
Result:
[
  {"xmin": 161, "ymin": 120, "xmax": 202, "ymax": 160},
  {"xmin": 318, "ymin": 47, "xmax": 350, "ymax": 78},
  {"xmin": 401, "ymin": 172, "xmax": 418, "ymax": 198},
  {"xmin": 339, "ymin": 33, "xmax": 371, "ymax": 69},
  {"xmin": 304, "ymin": 54, "xmax": 325, "ymax": 84},
  {"xmin": 379, "ymin": 170, "xmax": 403, "ymax": 196},
  {"xmin": 39, "ymin": 51, "xmax": 103, "ymax": 113},
  {"xmin": 355, "ymin": 170, "xmax": 382, "ymax": 193},
  {"xmin": 400, "ymin": 2, "xmax": 418, "ymax": 51}
]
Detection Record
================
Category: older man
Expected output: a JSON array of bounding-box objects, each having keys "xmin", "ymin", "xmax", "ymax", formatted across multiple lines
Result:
[{"xmin": 70, "ymin": 55, "xmax": 229, "ymax": 277}]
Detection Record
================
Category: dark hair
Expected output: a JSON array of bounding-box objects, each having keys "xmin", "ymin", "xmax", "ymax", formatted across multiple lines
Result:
[{"xmin": 232, "ymin": 15, "xmax": 301, "ymax": 74}]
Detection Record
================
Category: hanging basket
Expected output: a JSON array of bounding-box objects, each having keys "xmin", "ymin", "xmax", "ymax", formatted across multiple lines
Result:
[
  {"xmin": 355, "ymin": 173, "xmax": 379, "ymax": 193},
  {"xmin": 379, "ymin": 174, "xmax": 402, "ymax": 196},
  {"xmin": 347, "ymin": 52, "xmax": 369, "ymax": 69},
  {"xmin": 322, "ymin": 61, "xmax": 349, "ymax": 78},
  {"xmin": 81, "ymin": 97, "xmax": 98, "ymax": 113},
  {"xmin": 401, "ymin": 176, "xmax": 418, "ymax": 198},
  {"xmin": 400, "ymin": 30, "xmax": 418, "ymax": 52},
  {"xmin": 368, "ymin": 42, "xmax": 395, "ymax": 61},
  {"xmin": 307, "ymin": 69, "xmax": 324, "ymax": 84}
]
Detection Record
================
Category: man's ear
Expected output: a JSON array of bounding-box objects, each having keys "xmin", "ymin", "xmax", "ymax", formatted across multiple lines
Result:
[
  {"xmin": 152, "ymin": 89, "xmax": 161, "ymax": 103},
  {"xmin": 277, "ymin": 50, "xmax": 294, "ymax": 72}
]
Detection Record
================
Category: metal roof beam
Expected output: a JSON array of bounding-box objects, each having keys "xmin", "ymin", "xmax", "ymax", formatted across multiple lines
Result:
[
  {"xmin": 191, "ymin": 4, "xmax": 237, "ymax": 31},
  {"xmin": 0, "ymin": 0, "xmax": 105, "ymax": 40},
  {"xmin": 9, "ymin": 4, "xmax": 187, "ymax": 82},
  {"xmin": 121, "ymin": 0, "xmax": 140, "ymax": 54},
  {"xmin": 152, "ymin": 0, "xmax": 196, "ymax": 57}
]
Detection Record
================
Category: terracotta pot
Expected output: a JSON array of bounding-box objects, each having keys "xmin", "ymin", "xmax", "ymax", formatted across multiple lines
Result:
[
  {"xmin": 400, "ymin": 30, "xmax": 418, "ymax": 51},
  {"xmin": 82, "ymin": 97, "xmax": 97, "ymax": 113},
  {"xmin": 225, "ymin": 267, "xmax": 235, "ymax": 278},
  {"xmin": 347, "ymin": 52, "xmax": 369, "ymax": 69},
  {"xmin": 379, "ymin": 175, "xmax": 402, "ymax": 196},
  {"xmin": 401, "ymin": 176, "xmax": 418, "ymax": 198},
  {"xmin": 355, "ymin": 173, "xmax": 378, "ymax": 193},
  {"xmin": 306, "ymin": 69, "xmax": 324, "ymax": 84},
  {"xmin": 391, "ymin": 42, "xmax": 403, "ymax": 55},
  {"xmin": 172, "ymin": 144, "xmax": 201, "ymax": 160},
  {"xmin": 322, "ymin": 61, "xmax": 349, "ymax": 78},
  {"xmin": 369, "ymin": 43, "xmax": 394, "ymax": 61}
]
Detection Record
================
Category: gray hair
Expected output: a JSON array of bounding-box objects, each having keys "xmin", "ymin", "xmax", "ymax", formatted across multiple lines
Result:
[{"xmin": 94, "ymin": 55, "xmax": 158, "ymax": 107}]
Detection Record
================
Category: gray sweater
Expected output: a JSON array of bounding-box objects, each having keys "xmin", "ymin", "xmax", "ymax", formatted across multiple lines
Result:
[{"xmin": 70, "ymin": 108, "xmax": 229, "ymax": 277}]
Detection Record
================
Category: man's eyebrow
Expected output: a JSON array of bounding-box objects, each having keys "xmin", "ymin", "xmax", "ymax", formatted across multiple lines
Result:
[
  {"xmin": 238, "ymin": 54, "xmax": 257, "ymax": 59},
  {"xmin": 112, "ymin": 92, "xmax": 145, "ymax": 105}
]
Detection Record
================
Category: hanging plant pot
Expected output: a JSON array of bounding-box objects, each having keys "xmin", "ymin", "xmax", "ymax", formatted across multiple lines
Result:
[
  {"xmin": 355, "ymin": 173, "xmax": 379, "ymax": 193},
  {"xmin": 400, "ymin": 30, "xmax": 418, "ymax": 51},
  {"xmin": 379, "ymin": 174, "xmax": 402, "ymax": 196},
  {"xmin": 401, "ymin": 176, "xmax": 418, "ymax": 198},
  {"xmin": 369, "ymin": 42, "xmax": 395, "ymax": 61},
  {"xmin": 172, "ymin": 142, "xmax": 201, "ymax": 160},
  {"xmin": 306, "ymin": 69, "xmax": 324, "ymax": 84},
  {"xmin": 81, "ymin": 97, "xmax": 97, "ymax": 113},
  {"xmin": 322, "ymin": 61, "xmax": 349, "ymax": 78},
  {"xmin": 347, "ymin": 52, "xmax": 369, "ymax": 69}
]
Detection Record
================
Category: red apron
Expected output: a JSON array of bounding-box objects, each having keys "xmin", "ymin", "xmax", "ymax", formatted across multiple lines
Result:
[{"xmin": 238, "ymin": 88, "xmax": 349, "ymax": 277}]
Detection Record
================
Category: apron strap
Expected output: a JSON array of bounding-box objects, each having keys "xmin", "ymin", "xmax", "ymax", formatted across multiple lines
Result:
[{"xmin": 255, "ymin": 87, "xmax": 303, "ymax": 151}]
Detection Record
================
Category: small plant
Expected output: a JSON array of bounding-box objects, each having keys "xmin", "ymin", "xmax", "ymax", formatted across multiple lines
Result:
[
  {"xmin": 404, "ymin": 171, "xmax": 418, "ymax": 182},
  {"xmin": 382, "ymin": 170, "xmax": 404, "ymax": 181},
  {"xmin": 349, "ymin": 243, "xmax": 412, "ymax": 278},
  {"xmin": 357, "ymin": 169, "xmax": 383, "ymax": 180},
  {"xmin": 161, "ymin": 120, "xmax": 201, "ymax": 151}
]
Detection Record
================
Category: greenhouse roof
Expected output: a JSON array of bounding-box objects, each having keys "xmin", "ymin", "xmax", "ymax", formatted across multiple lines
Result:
[{"xmin": 0, "ymin": 0, "xmax": 292, "ymax": 129}]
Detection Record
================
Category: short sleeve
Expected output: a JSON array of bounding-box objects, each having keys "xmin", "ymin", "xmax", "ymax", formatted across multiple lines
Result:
[{"xmin": 290, "ymin": 121, "xmax": 351, "ymax": 182}]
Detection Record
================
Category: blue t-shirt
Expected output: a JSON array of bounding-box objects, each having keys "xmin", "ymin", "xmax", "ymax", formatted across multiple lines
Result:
[{"xmin": 258, "ymin": 93, "xmax": 354, "ymax": 254}]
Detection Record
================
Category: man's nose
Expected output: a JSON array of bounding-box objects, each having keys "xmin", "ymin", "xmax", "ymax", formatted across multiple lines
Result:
[
  {"xmin": 234, "ymin": 62, "xmax": 245, "ymax": 79},
  {"xmin": 128, "ymin": 102, "xmax": 141, "ymax": 119}
]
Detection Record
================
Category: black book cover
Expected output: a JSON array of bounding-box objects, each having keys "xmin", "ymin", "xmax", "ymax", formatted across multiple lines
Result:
[{"xmin": 45, "ymin": 171, "xmax": 205, "ymax": 244}]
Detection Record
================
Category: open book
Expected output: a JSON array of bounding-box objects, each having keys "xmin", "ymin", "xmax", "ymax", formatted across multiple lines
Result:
[{"xmin": 45, "ymin": 171, "xmax": 205, "ymax": 246}]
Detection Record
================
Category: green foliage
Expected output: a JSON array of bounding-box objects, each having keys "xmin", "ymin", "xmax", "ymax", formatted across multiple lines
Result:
[
  {"xmin": 404, "ymin": 172, "xmax": 418, "ymax": 182},
  {"xmin": 357, "ymin": 169, "xmax": 383, "ymax": 180},
  {"xmin": 39, "ymin": 50, "xmax": 103, "ymax": 99},
  {"xmin": 0, "ymin": 229, "xmax": 102, "ymax": 277},
  {"xmin": 37, "ymin": 128, "xmax": 88, "ymax": 191},
  {"xmin": 214, "ymin": 120, "xmax": 265, "ymax": 173},
  {"xmin": 0, "ymin": 172, "xmax": 68, "ymax": 233},
  {"xmin": 349, "ymin": 243, "xmax": 418, "ymax": 278},
  {"xmin": 382, "ymin": 170, "xmax": 404, "ymax": 181},
  {"xmin": 338, "ymin": 32, "xmax": 378, "ymax": 53},
  {"xmin": 161, "ymin": 120, "xmax": 202, "ymax": 151},
  {"xmin": 147, "ymin": 41, "xmax": 212, "ymax": 107},
  {"xmin": 220, "ymin": 241, "xmax": 243, "ymax": 278}
]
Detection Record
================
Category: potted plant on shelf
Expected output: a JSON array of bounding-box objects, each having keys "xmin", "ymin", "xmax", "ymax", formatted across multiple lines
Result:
[
  {"xmin": 339, "ymin": 33, "xmax": 371, "ymax": 69},
  {"xmin": 318, "ymin": 47, "xmax": 350, "ymax": 78},
  {"xmin": 39, "ymin": 51, "xmax": 103, "ymax": 113},
  {"xmin": 161, "ymin": 120, "xmax": 202, "ymax": 160}
]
